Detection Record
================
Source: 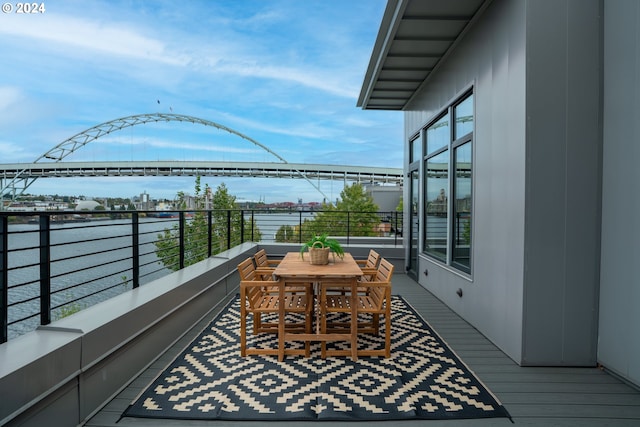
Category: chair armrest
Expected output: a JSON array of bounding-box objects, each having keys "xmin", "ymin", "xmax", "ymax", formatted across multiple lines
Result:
[
  {"xmin": 240, "ymin": 279, "xmax": 281, "ymax": 288},
  {"xmin": 356, "ymin": 279, "xmax": 391, "ymax": 288}
]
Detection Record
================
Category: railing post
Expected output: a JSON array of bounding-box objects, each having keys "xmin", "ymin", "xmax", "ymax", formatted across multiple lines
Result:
[
  {"xmin": 240, "ymin": 209, "xmax": 245, "ymax": 244},
  {"xmin": 226, "ymin": 210, "xmax": 231, "ymax": 250},
  {"xmin": 250, "ymin": 210, "xmax": 254, "ymax": 241},
  {"xmin": 207, "ymin": 210, "xmax": 212, "ymax": 258},
  {"xmin": 132, "ymin": 212, "xmax": 140, "ymax": 289},
  {"xmin": 346, "ymin": 211, "xmax": 350, "ymax": 245},
  {"xmin": 179, "ymin": 211, "xmax": 185, "ymax": 270},
  {"xmin": 39, "ymin": 215, "xmax": 51, "ymax": 326},
  {"xmin": 394, "ymin": 211, "xmax": 399, "ymax": 246},
  {"xmin": 299, "ymin": 211, "xmax": 303, "ymax": 243},
  {"xmin": 1, "ymin": 215, "xmax": 8, "ymax": 343}
]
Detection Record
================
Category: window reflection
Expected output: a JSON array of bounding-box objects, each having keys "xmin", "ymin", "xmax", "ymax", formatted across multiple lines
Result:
[
  {"xmin": 426, "ymin": 113, "xmax": 449, "ymax": 155},
  {"xmin": 453, "ymin": 142, "xmax": 472, "ymax": 271},
  {"xmin": 454, "ymin": 95, "xmax": 473, "ymax": 139},
  {"xmin": 410, "ymin": 135, "xmax": 422, "ymax": 163},
  {"xmin": 425, "ymin": 150, "xmax": 448, "ymax": 261}
]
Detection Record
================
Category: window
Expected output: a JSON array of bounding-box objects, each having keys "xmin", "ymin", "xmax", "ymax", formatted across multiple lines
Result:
[
  {"xmin": 422, "ymin": 92, "xmax": 473, "ymax": 273},
  {"xmin": 425, "ymin": 150, "xmax": 448, "ymax": 261},
  {"xmin": 452, "ymin": 142, "xmax": 471, "ymax": 271},
  {"xmin": 410, "ymin": 135, "xmax": 421, "ymax": 164},
  {"xmin": 454, "ymin": 95, "xmax": 473, "ymax": 138},
  {"xmin": 426, "ymin": 113, "xmax": 449, "ymax": 155}
]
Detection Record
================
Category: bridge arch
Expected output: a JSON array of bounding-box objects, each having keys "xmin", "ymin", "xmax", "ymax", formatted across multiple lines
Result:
[{"xmin": 1, "ymin": 113, "xmax": 329, "ymax": 205}]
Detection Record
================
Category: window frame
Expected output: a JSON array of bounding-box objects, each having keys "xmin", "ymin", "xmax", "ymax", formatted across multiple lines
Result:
[{"xmin": 420, "ymin": 90, "xmax": 474, "ymax": 275}]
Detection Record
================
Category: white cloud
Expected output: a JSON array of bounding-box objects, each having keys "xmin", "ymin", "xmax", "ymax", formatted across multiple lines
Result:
[
  {"xmin": 212, "ymin": 62, "xmax": 359, "ymax": 99},
  {"xmin": 95, "ymin": 135, "xmax": 260, "ymax": 155},
  {"xmin": 0, "ymin": 13, "xmax": 186, "ymax": 65},
  {"xmin": 0, "ymin": 141, "xmax": 28, "ymax": 161},
  {"xmin": 0, "ymin": 0, "xmax": 402, "ymax": 202},
  {"xmin": 0, "ymin": 86, "xmax": 22, "ymax": 111}
]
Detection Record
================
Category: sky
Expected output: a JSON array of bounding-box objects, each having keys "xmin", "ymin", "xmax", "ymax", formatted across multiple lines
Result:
[{"xmin": 0, "ymin": 0, "xmax": 403, "ymax": 204}]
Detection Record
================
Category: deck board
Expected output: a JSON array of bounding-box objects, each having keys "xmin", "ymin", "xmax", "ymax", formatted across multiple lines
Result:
[{"xmin": 84, "ymin": 273, "xmax": 640, "ymax": 427}]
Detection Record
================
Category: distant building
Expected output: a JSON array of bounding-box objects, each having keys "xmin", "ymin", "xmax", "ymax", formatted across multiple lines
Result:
[
  {"xmin": 75, "ymin": 200, "xmax": 101, "ymax": 211},
  {"xmin": 364, "ymin": 184, "xmax": 401, "ymax": 213}
]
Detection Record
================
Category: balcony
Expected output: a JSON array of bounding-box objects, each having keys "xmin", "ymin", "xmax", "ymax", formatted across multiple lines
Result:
[{"xmin": 1, "ymin": 211, "xmax": 639, "ymax": 426}]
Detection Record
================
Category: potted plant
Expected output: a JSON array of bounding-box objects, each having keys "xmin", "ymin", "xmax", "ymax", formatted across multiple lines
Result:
[{"xmin": 300, "ymin": 234, "xmax": 344, "ymax": 265}]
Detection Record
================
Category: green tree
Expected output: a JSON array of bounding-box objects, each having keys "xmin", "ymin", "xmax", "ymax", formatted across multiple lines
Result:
[
  {"xmin": 154, "ymin": 176, "xmax": 209, "ymax": 271},
  {"xmin": 301, "ymin": 183, "xmax": 380, "ymax": 239},
  {"xmin": 275, "ymin": 224, "xmax": 298, "ymax": 243},
  {"xmin": 210, "ymin": 183, "xmax": 262, "ymax": 250},
  {"xmin": 154, "ymin": 178, "xmax": 261, "ymax": 271}
]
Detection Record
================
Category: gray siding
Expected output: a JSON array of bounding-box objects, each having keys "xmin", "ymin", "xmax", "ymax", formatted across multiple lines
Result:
[
  {"xmin": 405, "ymin": 0, "xmax": 602, "ymax": 367},
  {"xmin": 405, "ymin": 0, "xmax": 528, "ymax": 364},
  {"xmin": 598, "ymin": 0, "xmax": 640, "ymax": 386},
  {"xmin": 522, "ymin": 0, "xmax": 601, "ymax": 366}
]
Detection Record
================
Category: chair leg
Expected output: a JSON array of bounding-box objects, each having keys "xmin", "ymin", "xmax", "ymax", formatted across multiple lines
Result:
[
  {"xmin": 372, "ymin": 313, "xmax": 380, "ymax": 335},
  {"xmin": 305, "ymin": 309, "xmax": 312, "ymax": 357},
  {"xmin": 253, "ymin": 313, "xmax": 261, "ymax": 335},
  {"xmin": 384, "ymin": 295, "xmax": 391, "ymax": 358},
  {"xmin": 384, "ymin": 312, "xmax": 391, "ymax": 358},
  {"xmin": 278, "ymin": 301, "xmax": 285, "ymax": 362},
  {"xmin": 320, "ymin": 292, "xmax": 327, "ymax": 358},
  {"xmin": 240, "ymin": 297, "xmax": 247, "ymax": 357}
]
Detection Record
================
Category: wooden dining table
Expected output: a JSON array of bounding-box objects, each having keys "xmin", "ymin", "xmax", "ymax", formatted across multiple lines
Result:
[{"xmin": 273, "ymin": 252, "xmax": 363, "ymax": 361}]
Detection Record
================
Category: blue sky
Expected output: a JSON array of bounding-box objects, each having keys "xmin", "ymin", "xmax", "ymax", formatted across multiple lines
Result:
[{"xmin": 0, "ymin": 0, "xmax": 403, "ymax": 204}]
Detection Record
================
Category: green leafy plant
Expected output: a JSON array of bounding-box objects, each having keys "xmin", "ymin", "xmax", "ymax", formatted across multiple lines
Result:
[
  {"xmin": 54, "ymin": 300, "xmax": 84, "ymax": 320},
  {"xmin": 299, "ymin": 233, "xmax": 344, "ymax": 259}
]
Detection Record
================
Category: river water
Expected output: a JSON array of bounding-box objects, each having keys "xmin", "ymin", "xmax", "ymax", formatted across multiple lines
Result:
[{"xmin": 5, "ymin": 211, "xmax": 314, "ymax": 339}]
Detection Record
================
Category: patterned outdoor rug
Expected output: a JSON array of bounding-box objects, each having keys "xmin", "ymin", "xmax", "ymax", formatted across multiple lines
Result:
[{"xmin": 123, "ymin": 296, "xmax": 510, "ymax": 421}]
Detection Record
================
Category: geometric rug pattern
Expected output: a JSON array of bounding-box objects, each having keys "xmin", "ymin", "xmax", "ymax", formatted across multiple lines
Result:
[{"xmin": 124, "ymin": 296, "xmax": 510, "ymax": 421}]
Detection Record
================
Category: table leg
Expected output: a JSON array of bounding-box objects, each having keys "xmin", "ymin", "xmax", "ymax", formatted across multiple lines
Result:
[
  {"xmin": 350, "ymin": 277, "xmax": 358, "ymax": 361},
  {"xmin": 278, "ymin": 282, "xmax": 285, "ymax": 362}
]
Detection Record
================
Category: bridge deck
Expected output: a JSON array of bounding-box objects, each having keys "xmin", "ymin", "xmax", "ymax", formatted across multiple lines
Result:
[{"xmin": 0, "ymin": 161, "xmax": 402, "ymax": 182}]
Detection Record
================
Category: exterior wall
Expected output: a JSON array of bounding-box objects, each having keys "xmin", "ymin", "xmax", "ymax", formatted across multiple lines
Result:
[
  {"xmin": 364, "ymin": 184, "xmax": 402, "ymax": 213},
  {"xmin": 404, "ymin": 0, "xmax": 602, "ymax": 366},
  {"xmin": 521, "ymin": 0, "xmax": 601, "ymax": 366},
  {"xmin": 405, "ymin": 0, "xmax": 528, "ymax": 363},
  {"xmin": 598, "ymin": 0, "xmax": 640, "ymax": 386}
]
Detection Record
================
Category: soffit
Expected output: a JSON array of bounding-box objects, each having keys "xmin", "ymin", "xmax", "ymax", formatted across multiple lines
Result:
[{"xmin": 358, "ymin": 0, "xmax": 491, "ymax": 110}]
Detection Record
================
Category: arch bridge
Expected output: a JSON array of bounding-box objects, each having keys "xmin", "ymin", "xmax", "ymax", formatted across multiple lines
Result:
[{"xmin": 0, "ymin": 113, "xmax": 402, "ymax": 207}]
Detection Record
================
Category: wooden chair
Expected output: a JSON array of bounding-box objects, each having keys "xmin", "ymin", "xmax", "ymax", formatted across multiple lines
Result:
[
  {"xmin": 355, "ymin": 249, "xmax": 381, "ymax": 282},
  {"xmin": 253, "ymin": 249, "xmax": 285, "ymax": 280},
  {"xmin": 238, "ymin": 258, "xmax": 275, "ymax": 335},
  {"xmin": 320, "ymin": 258, "xmax": 394, "ymax": 358},
  {"xmin": 238, "ymin": 257, "xmax": 257, "ymax": 281},
  {"xmin": 253, "ymin": 248, "xmax": 281, "ymax": 270},
  {"xmin": 238, "ymin": 258, "xmax": 312, "ymax": 357}
]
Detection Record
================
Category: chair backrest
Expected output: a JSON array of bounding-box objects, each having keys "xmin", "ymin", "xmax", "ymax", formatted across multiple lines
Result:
[
  {"xmin": 375, "ymin": 258, "xmax": 394, "ymax": 283},
  {"xmin": 365, "ymin": 250, "xmax": 381, "ymax": 269},
  {"xmin": 366, "ymin": 258, "xmax": 394, "ymax": 309},
  {"xmin": 253, "ymin": 249, "xmax": 269, "ymax": 268},
  {"xmin": 237, "ymin": 257, "xmax": 256, "ymax": 281}
]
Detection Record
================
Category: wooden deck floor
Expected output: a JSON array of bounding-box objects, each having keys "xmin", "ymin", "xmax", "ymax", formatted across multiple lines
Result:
[{"xmin": 85, "ymin": 274, "xmax": 640, "ymax": 426}]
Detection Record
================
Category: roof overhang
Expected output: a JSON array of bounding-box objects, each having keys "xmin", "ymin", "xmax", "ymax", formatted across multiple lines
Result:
[{"xmin": 358, "ymin": 0, "xmax": 491, "ymax": 110}]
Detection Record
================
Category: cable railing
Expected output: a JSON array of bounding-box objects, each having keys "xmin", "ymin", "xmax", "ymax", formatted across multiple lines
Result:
[{"xmin": 0, "ymin": 208, "xmax": 402, "ymax": 343}]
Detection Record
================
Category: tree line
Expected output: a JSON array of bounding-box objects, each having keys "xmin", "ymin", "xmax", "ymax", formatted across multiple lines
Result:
[{"xmin": 154, "ymin": 177, "xmax": 381, "ymax": 271}]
